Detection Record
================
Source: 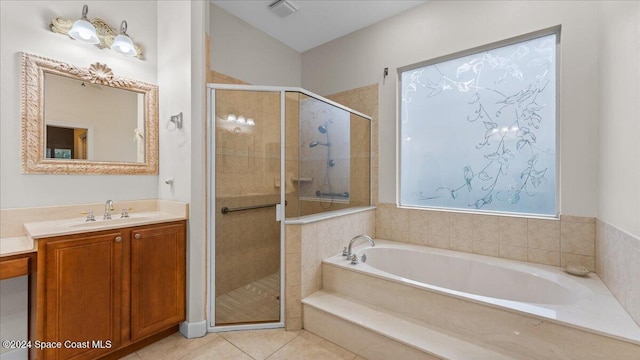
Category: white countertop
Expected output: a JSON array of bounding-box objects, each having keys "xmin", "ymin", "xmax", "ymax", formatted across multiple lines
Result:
[
  {"xmin": 23, "ymin": 211, "xmax": 187, "ymax": 241},
  {"xmin": 0, "ymin": 236, "xmax": 35, "ymax": 257}
]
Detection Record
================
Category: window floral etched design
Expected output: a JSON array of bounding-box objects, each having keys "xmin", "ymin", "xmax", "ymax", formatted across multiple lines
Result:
[{"xmin": 399, "ymin": 33, "xmax": 557, "ymax": 216}]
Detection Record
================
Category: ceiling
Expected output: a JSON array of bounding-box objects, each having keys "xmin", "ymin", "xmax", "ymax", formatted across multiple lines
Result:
[{"xmin": 211, "ymin": 0, "xmax": 430, "ymax": 52}]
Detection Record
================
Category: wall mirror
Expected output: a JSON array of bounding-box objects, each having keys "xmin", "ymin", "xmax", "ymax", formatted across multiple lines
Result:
[{"xmin": 21, "ymin": 52, "xmax": 158, "ymax": 174}]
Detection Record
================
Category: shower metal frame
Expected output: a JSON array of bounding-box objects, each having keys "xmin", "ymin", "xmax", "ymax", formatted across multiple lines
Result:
[{"xmin": 206, "ymin": 84, "xmax": 373, "ymax": 333}]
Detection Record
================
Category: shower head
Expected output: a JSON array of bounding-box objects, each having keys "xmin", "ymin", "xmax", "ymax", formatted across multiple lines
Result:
[
  {"xmin": 318, "ymin": 124, "xmax": 328, "ymax": 134},
  {"xmin": 309, "ymin": 141, "xmax": 330, "ymax": 148}
]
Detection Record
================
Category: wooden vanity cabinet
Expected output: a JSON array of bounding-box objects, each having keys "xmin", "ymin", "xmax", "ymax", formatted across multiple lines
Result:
[
  {"xmin": 37, "ymin": 230, "xmax": 124, "ymax": 360},
  {"xmin": 130, "ymin": 222, "xmax": 186, "ymax": 340},
  {"xmin": 35, "ymin": 221, "xmax": 186, "ymax": 360}
]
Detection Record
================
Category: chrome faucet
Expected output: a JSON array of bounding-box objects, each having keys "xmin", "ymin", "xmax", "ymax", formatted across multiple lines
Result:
[
  {"xmin": 345, "ymin": 234, "xmax": 375, "ymax": 258},
  {"xmin": 104, "ymin": 200, "xmax": 114, "ymax": 220}
]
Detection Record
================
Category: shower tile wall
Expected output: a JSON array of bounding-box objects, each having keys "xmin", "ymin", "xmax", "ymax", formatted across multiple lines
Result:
[
  {"xmin": 284, "ymin": 209, "xmax": 376, "ymax": 331},
  {"xmin": 284, "ymin": 93, "xmax": 301, "ymax": 218},
  {"xmin": 215, "ymin": 194, "xmax": 280, "ymax": 294},
  {"xmin": 375, "ymin": 203, "xmax": 596, "ymax": 271},
  {"xmin": 284, "ymin": 93, "xmax": 354, "ymax": 217},
  {"xmin": 327, "ymin": 84, "xmax": 379, "ymax": 207},
  {"xmin": 281, "ymin": 84, "xmax": 379, "ymax": 330},
  {"xmin": 596, "ymin": 220, "xmax": 640, "ymax": 326},
  {"xmin": 215, "ymin": 88, "xmax": 282, "ymax": 296},
  {"xmin": 287, "ymin": 84, "xmax": 376, "ymax": 217},
  {"xmin": 349, "ymin": 112, "xmax": 371, "ymax": 207}
]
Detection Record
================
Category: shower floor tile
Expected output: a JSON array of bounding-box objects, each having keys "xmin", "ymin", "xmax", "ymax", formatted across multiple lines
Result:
[{"xmin": 215, "ymin": 272, "xmax": 280, "ymax": 324}]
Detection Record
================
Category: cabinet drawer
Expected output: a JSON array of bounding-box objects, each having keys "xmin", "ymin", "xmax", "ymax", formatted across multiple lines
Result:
[{"xmin": 0, "ymin": 256, "xmax": 30, "ymax": 280}]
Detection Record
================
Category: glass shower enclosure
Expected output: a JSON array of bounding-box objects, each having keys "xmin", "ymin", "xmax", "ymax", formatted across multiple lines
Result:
[{"xmin": 207, "ymin": 84, "xmax": 371, "ymax": 331}]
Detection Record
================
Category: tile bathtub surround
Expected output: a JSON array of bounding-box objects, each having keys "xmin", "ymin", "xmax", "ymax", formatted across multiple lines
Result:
[
  {"xmin": 0, "ymin": 199, "xmax": 188, "ymax": 238},
  {"xmin": 376, "ymin": 203, "xmax": 595, "ymax": 270},
  {"xmin": 284, "ymin": 208, "xmax": 375, "ymax": 330},
  {"xmin": 596, "ymin": 219, "xmax": 640, "ymax": 326}
]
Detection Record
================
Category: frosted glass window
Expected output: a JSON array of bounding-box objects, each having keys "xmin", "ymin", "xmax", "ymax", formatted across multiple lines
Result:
[{"xmin": 399, "ymin": 33, "xmax": 557, "ymax": 217}]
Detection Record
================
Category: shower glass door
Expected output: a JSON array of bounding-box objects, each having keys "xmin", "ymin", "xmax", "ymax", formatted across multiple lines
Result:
[{"xmin": 211, "ymin": 88, "xmax": 282, "ymax": 326}]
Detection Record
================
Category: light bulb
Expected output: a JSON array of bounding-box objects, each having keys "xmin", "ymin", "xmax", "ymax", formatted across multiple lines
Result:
[
  {"xmin": 246, "ymin": 118, "xmax": 255, "ymax": 126},
  {"xmin": 237, "ymin": 116, "xmax": 246, "ymax": 124},
  {"xmin": 68, "ymin": 6, "xmax": 99, "ymax": 45},
  {"xmin": 111, "ymin": 21, "xmax": 136, "ymax": 56}
]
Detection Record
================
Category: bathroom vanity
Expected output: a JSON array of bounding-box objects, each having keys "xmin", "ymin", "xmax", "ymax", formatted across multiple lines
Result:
[
  {"xmin": 0, "ymin": 203, "xmax": 188, "ymax": 360},
  {"xmin": 0, "ymin": 51, "xmax": 186, "ymax": 359},
  {"xmin": 33, "ymin": 220, "xmax": 185, "ymax": 360}
]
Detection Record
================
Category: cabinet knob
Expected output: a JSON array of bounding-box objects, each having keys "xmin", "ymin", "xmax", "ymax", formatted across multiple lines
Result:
[
  {"xmin": 115, "ymin": 236, "xmax": 122, "ymax": 243},
  {"xmin": 134, "ymin": 233, "xmax": 141, "ymax": 240}
]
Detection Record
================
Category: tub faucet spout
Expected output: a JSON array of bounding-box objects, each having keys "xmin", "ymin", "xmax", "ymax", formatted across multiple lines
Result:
[{"xmin": 346, "ymin": 234, "xmax": 375, "ymax": 257}]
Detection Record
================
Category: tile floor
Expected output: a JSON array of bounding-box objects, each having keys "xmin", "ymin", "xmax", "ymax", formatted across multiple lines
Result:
[
  {"xmin": 216, "ymin": 273, "xmax": 280, "ymax": 324},
  {"xmin": 120, "ymin": 329, "xmax": 365, "ymax": 360}
]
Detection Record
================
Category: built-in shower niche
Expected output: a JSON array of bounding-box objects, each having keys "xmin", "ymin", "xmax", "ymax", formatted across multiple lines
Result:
[{"xmin": 286, "ymin": 92, "xmax": 371, "ymax": 217}]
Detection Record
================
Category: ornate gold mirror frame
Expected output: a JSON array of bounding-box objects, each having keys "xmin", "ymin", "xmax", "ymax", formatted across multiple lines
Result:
[{"xmin": 21, "ymin": 52, "xmax": 158, "ymax": 175}]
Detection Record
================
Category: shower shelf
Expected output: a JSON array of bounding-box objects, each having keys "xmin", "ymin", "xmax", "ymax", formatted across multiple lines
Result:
[
  {"xmin": 292, "ymin": 177, "xmax": 312, "ymax": 183},
  {"xmin": 274, "ymin": 177, "xmax": 313, "ymax": 188}
]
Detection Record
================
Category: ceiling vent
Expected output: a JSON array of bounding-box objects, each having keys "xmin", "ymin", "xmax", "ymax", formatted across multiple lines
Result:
[{"xmin": 269, "ymin": 0, "xmax": 298, "ymax": 18}]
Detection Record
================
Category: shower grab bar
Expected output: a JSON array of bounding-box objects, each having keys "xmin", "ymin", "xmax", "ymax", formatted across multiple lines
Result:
[
  {"xmin": 315, "ymin": 191, "xmax": 350, "ymax": 198},
  {"xmin": 220, "ymin": 201, "xmax": 287, "ymax": 215}
]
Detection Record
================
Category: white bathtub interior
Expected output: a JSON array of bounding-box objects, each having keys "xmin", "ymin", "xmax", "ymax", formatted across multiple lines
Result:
[{"xmin": 323, "ymin": 239, "xmax": 640, "ymax": 345}]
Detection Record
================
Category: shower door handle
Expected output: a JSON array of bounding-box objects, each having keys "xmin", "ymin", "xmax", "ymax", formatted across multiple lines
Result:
[{"xmin": 275, "ymin": 203, "xmax": 283, "ymax": 222}]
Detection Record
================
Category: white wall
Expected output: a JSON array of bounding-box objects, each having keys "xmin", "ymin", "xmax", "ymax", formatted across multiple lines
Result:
[
  {"xmin": 157, "ymin": 0, "xmax": 209, "ymax": 337},
  {"xmin": 0, "ymin": 1, "xmax": 159, "ymax": 208},
  {"xmin": 186, "ymin": 0, "xmax": 208, "ymax": 337},
  {"xmin": 0, "ymin": 1, "xmax": 159, "ymax": 353},
  {"xmin": 158, "ymin": 2, "xmax": 192, "ymax": 203},
  {"xmin": 209, "ymin": 4, "xmax": 301, "ymax": 86},
  {"xmin": 301, "ymin": 0, "xmax": 600, "ymax": 217},
  {"xmin": 0, "ymin": 0, "xmax": 210, "ymax": 342},
  {"xmin": 597, "ymin": 1, "xmax": 640, "ymax": 237}
]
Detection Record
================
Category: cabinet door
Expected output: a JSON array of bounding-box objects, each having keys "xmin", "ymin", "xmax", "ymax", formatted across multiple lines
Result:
[
  {"xmin": 130, "ymin": 222, "xmax": 186, "ymax": 340},
  {"xmin": 42, "ymin": 231, "xmax": 123, "ymax": 360}
]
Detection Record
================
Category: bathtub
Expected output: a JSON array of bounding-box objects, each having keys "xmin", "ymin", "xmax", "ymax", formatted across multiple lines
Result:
[{"xmin": 322, "ymin": 240, "xmax": 640, "ymax": 348}]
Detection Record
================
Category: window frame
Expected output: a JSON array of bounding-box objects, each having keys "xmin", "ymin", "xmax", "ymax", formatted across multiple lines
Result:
[{"xmin": 396, "ymin": 26, "xmax": 561, "ymax": 218}]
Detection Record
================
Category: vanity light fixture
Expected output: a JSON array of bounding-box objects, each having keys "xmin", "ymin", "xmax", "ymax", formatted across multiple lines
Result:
[
  {"xmin": 68, "ymin": 4, "xmax": 99, "ymax": 44},
  {"xmin": 50, "ymin": 6, "xmax": 143, "ymax": 59},
  {"xmin": 111, "ymin": 21, "xmax": 136, "ymax": 56}
]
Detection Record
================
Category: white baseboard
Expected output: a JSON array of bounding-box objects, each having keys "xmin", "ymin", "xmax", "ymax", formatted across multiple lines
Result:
[{"xmin": 179, "ymin": 320, "xmax": 207, "ymax": 338}]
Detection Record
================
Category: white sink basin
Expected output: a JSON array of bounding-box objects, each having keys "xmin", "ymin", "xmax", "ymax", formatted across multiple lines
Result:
[
  {"xmin": 52, "ymin": 212, "xmax": 166, "ymax": 229},
  {"xmin": 66, "ymin": 216, "xmax": 157, "ymax": 228},
  {"xmin": 24, "ymin": 208, "xmax": 187, "ymax": 240}
]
